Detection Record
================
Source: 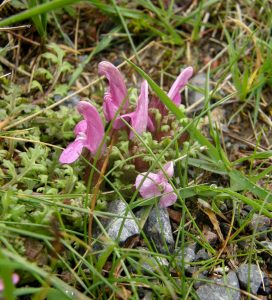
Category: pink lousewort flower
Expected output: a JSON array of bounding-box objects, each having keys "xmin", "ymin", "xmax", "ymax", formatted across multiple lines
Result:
[
  {"xmin": 99, "ymin": 61, "xmax": 153, "ymax": 138},
  {"xmin": 0, "ymin": 273, "xmax": 19, "ymax": 292},
  {"xmin": 59, "ymin": 101, "xmax": 104, "ymax": 164},
  {"xmin": 135, "ymin": 161, "xmax": 177, "ymax": 208},
  {"xmin": 98, "ymin": 61, "xmax": 128, "ymax": 122},
  {"xmin": 113, "ymin": 80, "xmax": 154, "ymax": 138},
  {"xmin": 167, "ymin": 66, "xmax": 194, "ymax": 105}
]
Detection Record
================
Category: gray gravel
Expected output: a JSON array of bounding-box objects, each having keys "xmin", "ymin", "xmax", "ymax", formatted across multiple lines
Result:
[
  {"xmin": 237, "ymin": 263, "xmax": 265, "ymax": 295},
  {"xmin": 97, "ymin": 200, "xmax": 140, "ymax": 244},
  {"xmin": 144, "ymin": 207, "xmax": 174, "ymax": 254},
  {"xmin": 188, "ymin": 72, "xmax": 210, "ymax": 111},
  {"xmin": 196, "ymin": 271, "xmax": 240, "ymax": 300}
]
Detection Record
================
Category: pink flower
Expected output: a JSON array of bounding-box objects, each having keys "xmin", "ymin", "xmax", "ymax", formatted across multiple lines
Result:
[
  {"xmin": 0, "ymin": 273, "xmax": 19, "ymax": 292},
  {"xmin": 59, "ymin": 101, "xmax": 104, "ymax": 164},
  {"xmin": 99, "ymin": 61, "xmax": 153, "ymax": 138},
  {"xmin": 167, "ymin": 66, "xmax": 194, "ymax": 105},
  {"xmin": 98, "ymin": 61, "xmax": 128, "ymax": 122},
  {"xmin": 135, "ymin": 161, "xmax": 177, "ymax": 208},
  {"xmin": 113, "ymin": 80, "xmax": 153, "ymax": 139}
]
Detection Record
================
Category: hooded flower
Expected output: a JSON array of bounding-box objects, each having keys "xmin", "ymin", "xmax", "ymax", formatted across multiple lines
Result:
[
  {"xmin": 59, "ymin": 101, "xmax": 104, "ymax": 164},
  {"xmin": 149, "ymin": 66, "xmax": 194, "ymax": 114},
  {"xmin": 98, "ymin": 61, "xmax": 128, "ymax": 121},
  {"xmin": 167, "ymin": 66, "xmax": 194, "ymax": 105},
  {"xmin": 113, "ymin": 80, "xmax": 154, "ymax": 139},
  {"xmin": 135, "ymin": 161, "xmax": 177, "ymax": 208},
  {"xmin": 0, "ymin": 273, "xmax": 19, "ymax": 292}
]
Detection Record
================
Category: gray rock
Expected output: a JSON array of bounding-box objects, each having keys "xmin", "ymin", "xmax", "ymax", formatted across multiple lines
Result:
[
  {"xmin": 196, "ymin": 271, "xmax": 240, "ymax": 300},
  {"xmin": 195, "ymin": 249, "xmax": 211, "ymax": 261},
  {"xmin": 188, "ymin": 73, "xmax": 210, "ymax": 110},
  {"xmin": 237, "ymin": 264, "xmax": 265, "ymax": 294},
  {"xmin": 144, "ymin": 207, "xmax": 174, "ymax": 254},
  {"xmin": 175, "ymin": 244, "xmax": 196, "ymax": 272},
  {"xmin": 54, "ymin": 91, "xmax": 80, "ymax": 107},
  {"xmin": 132, "ymin": 247, "xmax": 169, "ymax": 274},
  {"xmin": 260, "ymin": 241, "xmax": 272, "ymax": 251},
  {"xmin": 99, "ymin": 200, "xmax": 140, "ymax": 244},
  {"xmin": 248, "ymin": 214, "xmax": 270, "ymax": 232}
]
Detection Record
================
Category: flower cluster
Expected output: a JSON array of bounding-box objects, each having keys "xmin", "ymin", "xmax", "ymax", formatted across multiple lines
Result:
[{"xmin": 59, "ymin": 61, "xmax": 193, "ymax": 207}]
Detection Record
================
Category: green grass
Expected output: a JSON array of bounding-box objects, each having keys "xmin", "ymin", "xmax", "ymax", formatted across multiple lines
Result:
[{"xmin": 0, "ymin": 0, "xmax": 272, "ymax": 299}]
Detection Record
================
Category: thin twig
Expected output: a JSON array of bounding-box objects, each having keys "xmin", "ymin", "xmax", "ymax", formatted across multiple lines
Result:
[{"xmin": 88, "ymin": 133, "xmax": 116, "ymax": 245}]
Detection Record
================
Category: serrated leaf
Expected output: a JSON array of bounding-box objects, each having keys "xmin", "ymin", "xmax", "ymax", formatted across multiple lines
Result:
[{"xmin": 30, "ymin": 80, "xmax": 44, "ymax": 93}]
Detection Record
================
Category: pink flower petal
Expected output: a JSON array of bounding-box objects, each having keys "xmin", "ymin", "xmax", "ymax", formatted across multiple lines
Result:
[
  {"xmin": 74, "ymin": 120, "xmax": 87, "ymax": 135},
  {"xmin": 77, "ymin": 101, "xmax": 104, "ymax": 155},
  {"xmin": 113, "ymin": 81, "xmax": 149, "ymax": 139},
  {"xmin": 129, "ymin": 80, "xmax": 149, "ymax": 138},
  {"xmin": 98, "ymin": 61, "xmax": 128, "ymax": 121},
  {"xmin": 103, "ymin": 93, "xmax": 120, "ymax": 121},
  {"xmin": 0, "ymin": 273, "xmax": 20, "ymax": 292},
  {"xmin": 59, "ymin": 137, "xmax": 85, "ymax": 164},
  {"xmin": 167, "ymin": 66, "xmax": 193, "ymax": 105},
  {"xmin": 135, "ymin": 172, "xmax": 162, "ymax": 199},
  {"xmin": 159, "ymin": 183, "xmax": 177, "ymax": 208},
  {"xmin": 164, "ymin": 161, "xmax": 174, "ymax": 177}
]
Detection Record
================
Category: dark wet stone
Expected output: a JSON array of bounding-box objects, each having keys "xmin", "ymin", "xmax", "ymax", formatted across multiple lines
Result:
[
  {"xmin": 237, "ymin": 264, "xmax": 265, "ymax": 295},
  {"xmin": 220, "ymin": 223, "xmax": 231, "ymax": 237},
  {"xmin": 257, "ymin": 276, "xmax": 272, "ymax": 296},
  {"xmin": 144, "ymin": 207, "xmax": 174, "ymax": 254},
  {"xmin": 244, "ymin": 205, "xmax": 253, "ymax": 213},
  {"xmin": 255, "ymin": 225, "xmax": 269, "ymax": 241},
  {"xmin": 267, "ymin": 230, "xmax": 272, "ymax": 240},
  {"xmin": 196, "ymin": 271, "xmax": 240, "ymax": 300}
]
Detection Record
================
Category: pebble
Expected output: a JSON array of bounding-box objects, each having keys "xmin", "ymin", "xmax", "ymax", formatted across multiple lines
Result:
[
  {"xmin": 248, "ymin": 214, "xmax": 270, "ymax": 232},
  {"xmin": 195, "ymin": 249, "xmax": 211, "ymax": 261},
  {"xmin": 196, "ymin": 271, "xmax": 240, "ymax": 300},
  {"xmin": 188, "ymin": 73, "xmax": 209, "ymax": 111},
  {"xmin": 237, "ymin": 263, "xmax": 265, "ymax": 295},
  {"xmin": 97, "ymin": 200, "xmax": 140, "ymax": 244},
  {"xmin": 132, "ymin": 247, "xmax": 169, "ymax": 274},
  {"xmin": 175, "ymin": 244, "xmax": 196, "ymax": 272},
  {"xmin": 144, "ymin": 207, "xmax": 174, "ymax": 254}
]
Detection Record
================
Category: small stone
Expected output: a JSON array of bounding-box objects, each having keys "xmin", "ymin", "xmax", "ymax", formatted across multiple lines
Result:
[
  {"xmin": 257, "ymin": 276, "xmax": 272, "ymax": 296},
  {"xmin": 188, "ymin": 73, "xmax": 209, "ymax": 110},
  {"xmin": 175, "ymin": 244, "xmax": 196, "ymax": 272},
  {"xmin": 132, "ymin": 247, "xmax": 169, "ymax": 274},
  {"xmin": 193, "ymin": 272, "xmax": 208, "ymax": 289},
  {"xmin": 196, "ymin": 271, "xmax": 240, "ymax": 300},
  {"xmin": 97, "ymin": 200, "xmax": 140, "ymax": 244},
  {"xmin": 144, "ymin": 207, "xmax": 174, "ymax": 254},
  {"xmin": 237, "ymin": 264, "xmax": 265, "ymax": 294},
  {"xmin": 244, "ymin": 205, "xmax": 253, "ymax": 212},
  {"xmin": 204, "ymin": 230, "xmax": 218, "ymax": 246},
  {"xmin": 248, "ymin": 214, "xmax": 270, "ymax": 232},
  {"xmin": 195, "ymin": 249, "xmax": 211, "ymax": 261},
  {"xmin": 54, "ymin": 91, "xmax": 80, "ymax": 107},
  {"xmin": 260, "ymin": 241, "xmax": 272, "ymax": 251},
  {"xmin": 220, "ymin": 223, "xmax": 231, "ymax": 237}
]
